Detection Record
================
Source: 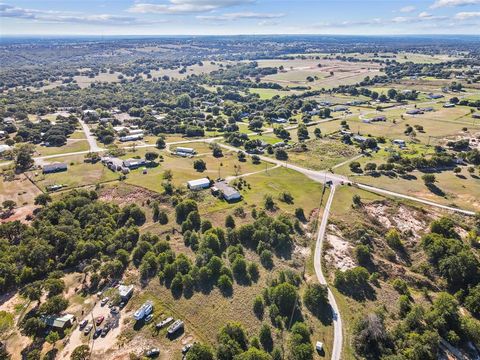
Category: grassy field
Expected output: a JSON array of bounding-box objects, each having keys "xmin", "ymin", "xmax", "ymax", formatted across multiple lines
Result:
[
  {"xmin": 31, "ymin": 155, "xmax": 118, "ymax": 191},
  {"xmin": 249, "ymin": 88, "xmax": 297, "ymax": 99},
  {"xmin": 34, "ymin": 139, "xmax": 90, "ymax": 156},
  {"xmin": 286, "ymin": 138, "xmax": 359, "ymax": 171},
  {"xmin": 124, "ymin": 150, "xmax": 273, "ymax": 192},
  {"xmin": 196, "ymin": 166, "xmax": 325, "ymax": 225},
  {"xmin": 334, "ymin": 150, "xmax": 480, "ymax": 212},
  {"xmin": 256, "ymin": 59, "xmax": 383, "ymax": 90}
]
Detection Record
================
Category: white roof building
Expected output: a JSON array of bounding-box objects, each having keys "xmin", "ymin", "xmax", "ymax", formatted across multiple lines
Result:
[{"xmin": 187, "ymin": 178, "xmax": 211, "ymax": 190}]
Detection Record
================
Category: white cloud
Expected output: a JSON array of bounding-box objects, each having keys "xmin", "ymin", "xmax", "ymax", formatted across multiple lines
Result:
[
  {"xmin": 197, "ymin": 11, "xmax": 284, "ymax": 21},
  {"xmin": 400, "ymin": 6, "xmax": 416, "ymax": 13},
  {"xmin": 128, "ymin": 0, "xmax": 254, "ymax": 14},
  {"xmin": 392, "ymin": 12, "xmax": 447, "ymax": 23},
  {"xmin": 454, "ymin": 11, "xmax": 480, "ymax": 19},
  {"xmin": 0, "ymin": 3, "xmax": 147, "ymax": 24},
  {"xmin": 431, "ymin": 0, "xmax": 480, "ymax": 8}
]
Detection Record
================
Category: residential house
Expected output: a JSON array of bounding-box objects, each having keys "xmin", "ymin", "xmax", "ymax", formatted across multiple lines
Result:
[
  {"xmin": 43, "ymin": 163, "xmax": 67, "ymax": 174},
  {"xmin": 212, "ymin": 182, "xmax": 242, "ymax": 202},
  {"xmin": 123, "ymin": 158, "xmax": 146, "ymax": 169}
]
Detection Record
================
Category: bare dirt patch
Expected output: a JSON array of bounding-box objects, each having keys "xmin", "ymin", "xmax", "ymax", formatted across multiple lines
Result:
[
  {"xmin": 363, "ymin": 201, "xmax": 431, "ymax": 241},
  {"xmin": 325, "ymin": 225, "xmax": 355, "ymax": 271}
]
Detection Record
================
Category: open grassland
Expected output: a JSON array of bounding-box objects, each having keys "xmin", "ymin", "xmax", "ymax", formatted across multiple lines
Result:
[
  {"xmin": 256, "ymin": 59, "xmax": 383, "ymax": 90},
  {"xmin": 248, "ymin": 88, "xmax": 298, "ymax": 99},
  {"xmin": 196, "ymin": 166, "xmax": 325, "ymax": 224},
  {"xmin": 0, "ymin": 174, "xmax": 42, "ymax": 223},
  {"xmin": 124, "ymin": 150, "xmax": 273, "ymax": 193},
  {"xmin": 286, "ymin": 138, "xmax": 359, "ymax": 171},
  {"xmin": 34, "ymin": 139, "xmax": 90, "ymax": 156},
  {"xmin": 73, "ymin": 71, "xmax": 123, "ymax": 88},
  {"xmin": 286, "ymin": 52, "xmax": 463, "ymax": 64}
]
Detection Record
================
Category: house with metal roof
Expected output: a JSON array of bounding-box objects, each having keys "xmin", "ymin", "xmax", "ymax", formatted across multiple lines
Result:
[
  {"xmin": 213, "ymin": 181, "xmax": 241, "ymax": 202},
  {"xmin": 42, "ymin": 314, "xmax": 75, "ymax": 330},
  {"xmin": 43, "ymin": 163, "xmax": 67, "ymax": 174}
]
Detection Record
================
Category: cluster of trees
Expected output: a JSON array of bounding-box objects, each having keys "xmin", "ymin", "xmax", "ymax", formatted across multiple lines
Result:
[
  {"xmin": 347, "ymin": 215, "xmax": 480, "ymax": 360},
  {"xmin": 0, "ymin": 190, "xmax": 146, "ymax": 293}
]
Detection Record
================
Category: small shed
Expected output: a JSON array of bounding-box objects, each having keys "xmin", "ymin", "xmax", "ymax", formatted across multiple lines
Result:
[
  {"xmin": 118, "ymin": 284, "xmax": 134, "ymax": 301},
  {"xmin": 43, "ymin": 314, "xmax": 75, "ymax": 330}
]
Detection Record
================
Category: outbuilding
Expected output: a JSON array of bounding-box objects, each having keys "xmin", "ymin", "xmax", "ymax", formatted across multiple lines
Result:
[
  {"xmin": 120, "ymin": 134, "xmax": 143, "ymax": 142},
  {"xmin": 175, "ymin": 147, "xmax": 196, "ymax": 156},
  {"xmin": 43, "ymin": 163, "xmax": 67, "ymax": 174},
  {"xmin": 118, "ymin": 284, "xmax": 134, "ymax": 301},
  {"xmin": 43, "ymin": 314, "xmax": 75, "ymax": 331},
  {"xmin": 187, "ymin": 178, "xmax": 211, "ymax": 190}
]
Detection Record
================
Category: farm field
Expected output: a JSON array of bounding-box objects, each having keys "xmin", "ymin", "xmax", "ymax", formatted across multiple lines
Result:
[{"xmin": 256, "ymin": 59, "xmax": 384, "ymax": 90}]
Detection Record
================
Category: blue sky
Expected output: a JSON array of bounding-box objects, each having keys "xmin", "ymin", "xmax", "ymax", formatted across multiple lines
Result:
[{"xmin": 0, "ymin": 0, "xmax": 479, "ymax": 35}]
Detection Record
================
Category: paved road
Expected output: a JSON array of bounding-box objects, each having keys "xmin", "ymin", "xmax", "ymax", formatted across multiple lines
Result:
[
  {"xmin": 357, "ymin": 183, "xmax": 476, "ymax": 216},
  {"xmin": 79, "ymin": 119, "xmax": 103, "ymax": 152},
  {"xmin": 314, "ymin": 185, "xmax": 342, "ymax": 360}
]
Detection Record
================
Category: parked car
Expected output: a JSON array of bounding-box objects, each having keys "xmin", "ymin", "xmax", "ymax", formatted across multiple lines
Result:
[
  {"xmin": 119, "ymin": 301, "xmax": 126, "ymax": 309},
  {"xmin": 96, "ymin": 316, "xmax": 105, "ymax": 326},
  {"xmin": 93, "ymin": 328, "xmax": 102, "ymax": 339},
  {"xmin": 100, "ymin": 297, "xmax": 109, "ymax": 306},
  {"xmin": 101, "ymin": 326, "xmax": 110, "ymax": 337},
  {"xmin": 146, "ymin": 348, "xmax": 160, "ymax": 358},
  {"xmin": 145, "ymin": 314, "xmax": 154, "ymax": 323},
  {"xmin": 83, "ymin": 324, "xmax": 93, "ymax": 335},
  {"xmin": 182, "ymin": 343, "xmax": 193, "ymax": 354},
  {"xmin": 110, "ymin": 307, "xmax": 119, "ymax": 315},
  {"xmin": 79, "ymin": 319, "xmax": 88, "ymax": 329}
]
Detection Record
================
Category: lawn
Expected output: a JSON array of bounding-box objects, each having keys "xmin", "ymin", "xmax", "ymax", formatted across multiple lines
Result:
[{"xmin": 34, "ymin": 140, "xmax": 90, "ymax": 156}]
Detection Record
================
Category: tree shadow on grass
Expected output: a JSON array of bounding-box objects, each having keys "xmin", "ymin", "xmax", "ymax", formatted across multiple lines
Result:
[{"xmin": 426, "ymin": 184, "xmax": 446, "ymax": 197}]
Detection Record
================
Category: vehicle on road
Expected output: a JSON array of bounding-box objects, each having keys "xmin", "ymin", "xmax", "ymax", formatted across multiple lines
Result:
[
  {"xmin": 83, "ymin": 324, "xmax": 93, "ymax": 335},
  {"xmin": 93, "ymin": 328, "xmax": 102, "ymax": 339},
  {"xmin": 96, "ymin": 316, "xmax": 105, "ymax": 326},
  {"xmin": 100, "ymin": 297, "xmax": 109, "ymax": 306},
  {"xmin": 79, "ymin": 319, "xmax": 88, "ymax": 329},
  {"xmin": 146, "ymin": 348, "xmax": 160, "ymax": 357}
]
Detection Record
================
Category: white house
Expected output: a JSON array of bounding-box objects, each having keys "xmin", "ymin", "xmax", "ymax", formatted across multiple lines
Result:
[{"xmin": 187, "ymin": 178, "xmax": 211, "ymax": 190}]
